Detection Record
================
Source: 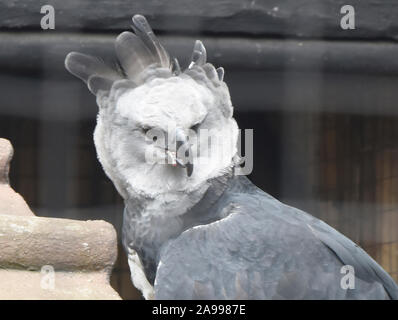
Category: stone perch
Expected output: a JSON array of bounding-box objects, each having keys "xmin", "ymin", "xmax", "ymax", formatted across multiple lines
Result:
[
  {"xmin": 0, "ymin": 138, "xmax": 121, "ymax": 299},
  {"xmin": 0, "ymin": 138, "xmax": 34, "ymax": 216}
]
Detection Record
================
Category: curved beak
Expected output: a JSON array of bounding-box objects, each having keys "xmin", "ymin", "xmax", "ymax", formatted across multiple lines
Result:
[{"xmin": 175, "ymin": 128, "xmax": 194, "ymax": 177}]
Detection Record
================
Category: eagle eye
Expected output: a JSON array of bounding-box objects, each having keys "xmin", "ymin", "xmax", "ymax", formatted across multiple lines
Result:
[{"xmin": 190, "ymin": 123, "xmax": 200, "ymax": 132}]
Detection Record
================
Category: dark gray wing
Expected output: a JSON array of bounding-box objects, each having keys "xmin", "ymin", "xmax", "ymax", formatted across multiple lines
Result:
[
  {"xmin": 309, "ymin": 217, "xmax": 398, "ymax": 299},
  {"xmin": 154, "ymin": 176, "xmax": 397, "ymax": 299}
]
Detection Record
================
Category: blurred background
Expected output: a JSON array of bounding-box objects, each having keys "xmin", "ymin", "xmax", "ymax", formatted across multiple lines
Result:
[{"xmin": 1, "ymin": 0, "xmax": 398, "ymax": 299}]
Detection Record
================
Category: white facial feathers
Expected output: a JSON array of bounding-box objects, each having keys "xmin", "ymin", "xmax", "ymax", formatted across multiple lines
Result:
[{"xmin": 117, "ymin": 77, "xmax": 210, "ymax": 131}]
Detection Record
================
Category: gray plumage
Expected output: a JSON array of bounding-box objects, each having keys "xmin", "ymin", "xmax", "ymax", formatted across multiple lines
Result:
[
  {"xmin": 154, "ymin": 175, "xmax": 398, "ymax": 299},
  {"xmin": 65, "ymin": 15, "xmax": 398, "ymax": 300}
]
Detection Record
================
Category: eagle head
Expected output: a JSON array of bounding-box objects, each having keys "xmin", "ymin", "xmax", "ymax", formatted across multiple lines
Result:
[{"xmin": 65, "ymin": 15, "xmax": 239, "ymax": 200}]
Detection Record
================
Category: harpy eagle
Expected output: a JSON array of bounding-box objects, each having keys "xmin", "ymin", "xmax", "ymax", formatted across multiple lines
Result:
[{"xmin": 65, "ymin": 15, "xmax": 398, "ymax": 299}]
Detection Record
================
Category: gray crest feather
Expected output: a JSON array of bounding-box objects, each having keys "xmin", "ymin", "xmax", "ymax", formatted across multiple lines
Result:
[
  {"xmin": 189, "ymin": 40, "xmax": 207, "ymax": 68},
  {"xmin": 65, "ymin": 15, "xmax": 173, "ymax": 100},
  {"xmin": 108, "ymin": 79, "xmax": 138, "ymax": 101},
  {"xmin": 131, "ymin": 15, "xmax": 170, "ymax": 68},
  {"xmin": 65, "ymin": 15, "xmax": 224, "ymax": 105},
  {"xmin": 65, "ymin": 52, "xmax": 121, "ymax": 84},
  {"xmin": 202, "ymin": 63, "xmax": 219, "ymax": 82},
  {"xmin": 216, "ymin": 67, "xmax": 224, "ymax": 81},
  {"xmin": 115, "ymin": 31, "xmax": 157, "ymax": 82},
  {"xmin": 87, "ymin": 75, "xmax": 115, "ymax": 95},
  {"xmin": 171, "ymin": 58, "xmax": 181, "ymax": 75},
  {"xmin": 111, "ymin": 79, "xmax": 137, "ymax": 92}
]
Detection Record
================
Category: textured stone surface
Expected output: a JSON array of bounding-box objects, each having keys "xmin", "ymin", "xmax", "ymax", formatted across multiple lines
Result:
[
  {"xmin": 0, "ymin": 214, "xmax": 121, "ymax": 299},
  {"xmin": 0, "ymin": 138, "xmax": 34, "ymax": 216},
  {"xmin": 0, "ymin": 138, "xmax": 12, "ymax": 184},
  {"xmin": 0, "ymin": 138, "xmax": 121, "ymax": 299},
  {"xmin": 0, "ymin": 184, "xmax": 34, "ymax": 216},
  {"xmin": 0, "ymin": 270, "xmax": 120, "ymax": 300},
  {"xmin": 0, "ymin": 214, "xmax": 118, "ymax": 272}
]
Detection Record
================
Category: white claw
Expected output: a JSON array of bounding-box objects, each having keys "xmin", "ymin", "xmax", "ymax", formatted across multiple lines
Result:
[{"xmin": 127, "ymin": 248, "xmax": 155, "ymax": 300}]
